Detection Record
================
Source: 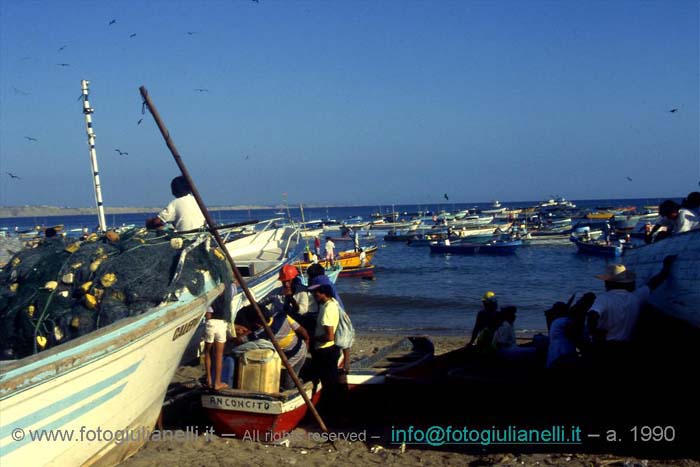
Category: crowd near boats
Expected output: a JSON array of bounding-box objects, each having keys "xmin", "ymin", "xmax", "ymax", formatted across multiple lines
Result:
[
  {"xmin": 0, "ymin": 80, "xmax": 698, "ymax": 465},
  {"xmin": 1, "ymin": 190, "xmax": 699, "ymax": 465}
]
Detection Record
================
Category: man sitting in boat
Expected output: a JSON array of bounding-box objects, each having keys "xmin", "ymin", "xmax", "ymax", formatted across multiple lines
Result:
[
  {"xmin": 145, "ymin": 176, "xmax": 205, "ymax": 231},
  {"xmin": 467, "ymin": 291, "xmax": 500, "ymax": 347},
  {"xmin": 261, "ymin": 265, "xmax": 309, "ymax": 320},
  {"xmin": 587, "ymin": 256, "xmax": 675, "ymax": 368},
  {"xmin": 233, "ymin": 302, "xmax": 310, "ymax": 391}
]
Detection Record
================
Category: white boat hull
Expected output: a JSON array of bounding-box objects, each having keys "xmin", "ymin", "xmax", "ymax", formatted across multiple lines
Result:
[
  {"xmin": 0, "ymin": 282, "xmax": 223, "ymax": 467},
  {"xmin": 624, "ymin": 230, "xmax": 700, "ymax": 328}
]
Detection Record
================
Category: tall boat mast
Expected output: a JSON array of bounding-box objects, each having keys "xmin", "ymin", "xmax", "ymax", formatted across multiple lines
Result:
[{"xmin": 80, "ymin": 79, "xmax": 107, "ymax": 232}]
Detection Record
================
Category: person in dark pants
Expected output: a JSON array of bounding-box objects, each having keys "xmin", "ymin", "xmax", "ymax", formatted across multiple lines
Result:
[{"xmin": 308, "ymin": 283, "xmax": 341, "ymax": 415}]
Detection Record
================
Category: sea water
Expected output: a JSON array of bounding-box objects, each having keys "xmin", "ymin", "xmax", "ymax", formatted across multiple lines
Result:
[{"xmin": 0, "ymin": 198, "xmax": 666, "ymax": 336}]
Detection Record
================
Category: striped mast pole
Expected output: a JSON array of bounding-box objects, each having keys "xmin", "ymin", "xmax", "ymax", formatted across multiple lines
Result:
[{"xmin": 80, "ymin": 79, "xmax": 107, "ymax": 232}]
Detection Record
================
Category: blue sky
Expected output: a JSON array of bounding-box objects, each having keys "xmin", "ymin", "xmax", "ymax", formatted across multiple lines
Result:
[{"xmin": 0, "ymin": 0, "xmax": 698, "ymax": 208}]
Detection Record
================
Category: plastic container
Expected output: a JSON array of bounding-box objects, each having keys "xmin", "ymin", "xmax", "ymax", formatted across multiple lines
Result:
[{"xmin": 236, "ymin": 349, "xmax": 281, "ymax": 393}]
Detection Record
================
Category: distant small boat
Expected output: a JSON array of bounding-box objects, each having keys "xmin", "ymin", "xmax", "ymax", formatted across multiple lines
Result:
[
  {"xmin": 292, "ymin": 246, "xmax": 377, "ymax": 270},
  {"xmin": 429, "ymin": 240, "xmax": 522, "ymax": 255},
  {"xmin": 339, "ymin": 264, "xmax": 375, "ymax": 278},
  {"xmin": 571, "ymin": 237, "xmax": 623, "ymax": 257}
]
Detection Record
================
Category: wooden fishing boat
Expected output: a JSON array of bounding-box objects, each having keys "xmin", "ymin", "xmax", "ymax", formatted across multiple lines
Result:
[
  {"xmin": 347, "ymin": 336, "xmax": 434, "ymax": 389},
  {"xmin": 0, "ymin": 258, "xmax": 225, "ymax": 467},
  {"xmin": 339, "ymin": 264, "xmax": 375, "ymax": 278},
  {"xmin": 201, "ymin": 380, "xmax": 321, "ymax": 440},
  {"xmin": 429, "ymin": 239, "xmax": 522, "ymax": 255},
  {"xmin": 292, "ymin": 245, "xmax": 377, "ymax": 271},
  {"xmin": 571, "ymin": 237, "xmax": 623, "ymax": 257}
]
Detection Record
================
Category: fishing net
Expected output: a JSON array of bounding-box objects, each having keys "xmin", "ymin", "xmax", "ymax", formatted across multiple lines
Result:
[{"xmin": 0, "ymin": 228, "xmax": 232, "ymax": 359}]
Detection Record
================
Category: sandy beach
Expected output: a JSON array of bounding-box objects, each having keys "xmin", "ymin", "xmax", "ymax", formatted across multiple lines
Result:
[{"xmin": 121, "ymin": 335, "xmax": 698, "ymax": 467}]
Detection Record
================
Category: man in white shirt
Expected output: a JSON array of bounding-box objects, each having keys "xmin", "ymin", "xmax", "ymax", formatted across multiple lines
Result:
[
  {"xmin": 146, "ymin": 176, "xmax": 206, "ymax": 232},
  {"xmin": 588, "ymin": 256, "xmax": 675, "ymax": 348},
  {"xmin": 324, "ymin": 237, "xmax": 336, "ymax": 266},
  {"xmin": 308, "ymin": 283, "xmax": 341, "ymax": 413}
]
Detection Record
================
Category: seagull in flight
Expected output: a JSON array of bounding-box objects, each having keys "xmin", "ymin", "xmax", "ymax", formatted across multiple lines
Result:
[
  {"xmin": 57, "ymin": 63, "xmax": 71, "ymax": 67},
  {"xmin": 129, "ymin": 33, "xmax": 136, "ymax": 38},
  {"xmin": 137, "ymin": 118, "xmax": 143, "ymax": 125},
  {"xmin": 24, "ymin": 136, "xmax": 38, "ymax": 142},
  {"xmin": 443, "ymin": 193, "xmax": 449, "ymax": 201},
  {"xmin": 669, "ymin": 108, "xmax": 678, "ymax": 113},
  {"xmin": 186, "ymin": 31, "xmax": 197, "ymax": 35},
  {"xmin": 12, "ymin": 86, "xmax": 30, "ymax": 96},
  {"xmin": 194, "ymin": 88, "xmax": 209, "ymax": 93},
  {"xmin": 114, "ymin": 149, "xmax": 128, "ymax": 156},
  {"xmin": 6, "ymin": 172, "xmax": 21, "ymax": 180},
  {"xmin": 109, "ymin": 19, "xmax": 117, "ymax": 25},
  {"xmin": 626, "ymin": 176, "xmax": 633, "ymax": 182},
  {"xmin": 244, "ymin": 155, "xmax": 250, "ymax": 160},
  {"xmin": 58, "ymin": 45, "xmax": 67, "ymax": 52}
]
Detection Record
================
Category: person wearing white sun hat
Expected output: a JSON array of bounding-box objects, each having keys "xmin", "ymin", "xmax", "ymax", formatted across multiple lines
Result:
[{"xmin": 588, "ymin": 256, "xmax": 676, "ymax": 345}]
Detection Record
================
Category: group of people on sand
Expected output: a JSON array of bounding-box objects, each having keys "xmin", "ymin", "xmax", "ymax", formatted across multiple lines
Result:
[
  {"xmin": 646, "ymin": 191, "xmax": 699, "ymax": 242},
  {"xmin": 467, "ymin": 254, "xmax": 676, "ymax": 372}
]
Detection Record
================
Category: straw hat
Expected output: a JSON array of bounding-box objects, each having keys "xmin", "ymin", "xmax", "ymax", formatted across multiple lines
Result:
[{"xmin": 595, "ymin": 264, "xmax": 636, "ymax": 283}]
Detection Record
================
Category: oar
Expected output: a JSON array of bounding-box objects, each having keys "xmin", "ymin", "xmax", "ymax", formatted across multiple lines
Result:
[{"xmin": 139, "ymin": 86, "xmax": 331, "ymax": 435}]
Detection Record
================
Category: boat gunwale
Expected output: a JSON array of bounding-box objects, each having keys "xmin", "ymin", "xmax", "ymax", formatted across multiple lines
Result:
[{"xmin": 0, "ymin": 280, "xmax": 224, "ymax": 396}]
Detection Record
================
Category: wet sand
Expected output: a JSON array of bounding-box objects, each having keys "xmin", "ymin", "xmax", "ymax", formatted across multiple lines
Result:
[{"xmin": 122, "ymin": 335, "xmax": 698, "ymax": 467}]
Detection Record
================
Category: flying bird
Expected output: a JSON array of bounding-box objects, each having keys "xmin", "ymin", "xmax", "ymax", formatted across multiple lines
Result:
[
  {"xmin": 24, "ymin": 136, "xmax": 38, "ymax": 142},
  {"xmin": 626, "ymin": 176, "xmax": 633, "ymax": 182},
  {"xmin": 58, "ymin": 45, "xmax": 67, "ymax": 51},
  {"xmin": 114, "ymin": 149, "xmax": 128, "ymax": 156},
  {"xmin": 129, "ymin": 33, "xmax": 136, "ymax": 38},
  {"xmin": 244, "ymin": 155, "xmax": 250, "ymax": 160},
  {"xmin": 12, "ymin": 86, "xmax": 30, "ymax": 96},
  {"xmin": 137, "ymin": 118, "xmax": 143, "ymax": 125},
  {"xmin": 186, "ymin": 31, "xmax": 197, "ymax": 35},
  {"xmin": 109, "ymin": 19, "xmax": 116, "ymax": 25},
  {"xmin": 669, "ymin": 108, "xmax": 678, "ymax": 113},
  {"xmin": 6, "ymin": 172, "xmax": 21, "ymax": 180},
  {"xmin": 57, "ymin": 63, "xmax": 71, "ymax": 67},
  {"xmin": 443, "ymin": 193, "xmax": 449, "ymax": 201},
  {"xmin": 194, "ymin": 88, "xmax": 209, "ymax": 93}
]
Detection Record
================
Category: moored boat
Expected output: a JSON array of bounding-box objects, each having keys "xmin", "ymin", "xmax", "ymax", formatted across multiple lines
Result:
[
  {"xmin": 347, "ymin": 336, "xmax": 434, "ymax": 389},
  {"xmin": 339, "ymin": 264, "xmax": 375, "ymax": 278},
  {"xmin": 292, "ymin": 245, "xmax": 377, "ymax": 271},
  {"xmin": 429, "ymin": 239, "xmax": 522, "ymax": 255},
  {"xmin": 571, "ymin": 237, "xmax": 623, "ymax": 257}
]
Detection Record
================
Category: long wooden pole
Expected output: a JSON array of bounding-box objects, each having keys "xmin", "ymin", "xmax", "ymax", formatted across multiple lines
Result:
[{"xmin": 139, "ymin": 86, "xmax": 329, "ymax": 434}]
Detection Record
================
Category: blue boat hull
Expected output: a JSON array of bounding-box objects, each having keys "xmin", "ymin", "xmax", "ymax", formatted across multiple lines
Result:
[{"xmin": 572, "ymin": 239, "xmax": 622, "ymax": 257}]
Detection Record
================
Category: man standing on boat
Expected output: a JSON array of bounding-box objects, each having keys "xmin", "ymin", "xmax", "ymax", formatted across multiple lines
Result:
[
  {"xmin": 146, "ymin": 176, "xmax": 205, "ymax": 231},
  {"xmin": 324, "ymin": 237, "xmax": 336, "ymax": 266}
]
